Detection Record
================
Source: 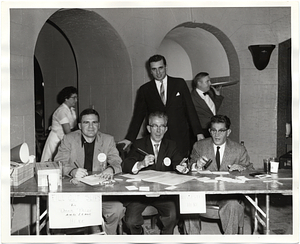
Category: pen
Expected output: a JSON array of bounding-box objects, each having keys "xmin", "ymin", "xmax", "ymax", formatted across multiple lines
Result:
[
  {"xmin": 74, "ymin": 162, "xmax": 79, "ymax": 168},
  {"xmin": 137, "ymin": 148, "xmax": 149, "ymax": 156},
  {"xmin": 203, "ymin": 158, "xmax": 213, "ymax": 169}
]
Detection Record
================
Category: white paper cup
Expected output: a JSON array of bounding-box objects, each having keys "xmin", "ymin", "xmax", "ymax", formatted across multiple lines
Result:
[
  {"xmin": 270, "ymin": 161, "xmax": 279, "ymax": 173},
  {"xmin": 48, "ymin": 174, "xmax": 58, "ymax": 192}
]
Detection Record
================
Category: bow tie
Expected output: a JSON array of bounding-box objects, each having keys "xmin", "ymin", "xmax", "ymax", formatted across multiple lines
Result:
[{"xmin": 203, "ymin": 92, "xmax": 209, "ymax": 96}]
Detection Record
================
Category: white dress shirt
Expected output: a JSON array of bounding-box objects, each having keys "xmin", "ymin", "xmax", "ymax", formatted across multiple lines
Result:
[{"xmin": 213, "ymin": 143, "xmax": 226, "ymax": 165}]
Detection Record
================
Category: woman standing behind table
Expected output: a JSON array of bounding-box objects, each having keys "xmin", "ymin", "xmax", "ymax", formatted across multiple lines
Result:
[{"xmin": 41, "ymin": 86, "xmax": 78, "ymax": 162}]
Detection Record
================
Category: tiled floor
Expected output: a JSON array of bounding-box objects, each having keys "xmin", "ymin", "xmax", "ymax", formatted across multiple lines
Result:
[{"xmin": 137, "ymin": 194, "xmax": 292, "ymax": 235}]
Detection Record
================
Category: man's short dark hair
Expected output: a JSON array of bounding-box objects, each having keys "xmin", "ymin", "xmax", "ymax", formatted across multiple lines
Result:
[
  {"xmin": 57, "ymin": 86, "xmax": 78, "ymax": 104},
  {"xmin": 79, "ymin": 108, "xmax": 100, "ymax": 123},
  {"xmin": 210, "ymin": 115, "xmax": 231, "ymax": 129},
  {"xmin": 148, "ymin": 54, "xmax": 167, "ymax": 66},
  {"xmin": 191, "ymin": 72, "xmax": 209, "ymax": 90},
  {"xmin": 148, "ymin": 111, "xmax": 168, "ymax": 125}
]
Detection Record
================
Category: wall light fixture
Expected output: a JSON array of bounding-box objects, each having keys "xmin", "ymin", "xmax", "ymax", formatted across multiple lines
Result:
[{"xmin": 248, "ymin": 44, "xmax": 275, "ymax": 70}]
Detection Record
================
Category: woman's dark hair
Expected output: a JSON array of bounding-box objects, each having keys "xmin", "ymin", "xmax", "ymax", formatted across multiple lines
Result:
[
  {"xmin": 79, "ymin": 108, "xmax": 100, "ymax": 123},
  {"xmin": 57, "ymin": 86, "xmax": 77, "ymax": 104},
  {"xmin": 191, "ymin": 72, "xmax": 209, "ymax": 90}
]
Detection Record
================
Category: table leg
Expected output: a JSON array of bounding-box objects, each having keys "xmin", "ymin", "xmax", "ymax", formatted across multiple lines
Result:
[
  {"xmin": 244, "ymin": 194, "xmax": 267, "ymax": 235},
  {"xmin": 254, "ymin": 195, "xmax": 258, "ymax": 234},
  {"xmin": 266, "ymin": 194, "xmax": 270, "ymax": 235},
  {"xmin": 36, "ymin": 196, "xmax": 40, "ymax": 235}
]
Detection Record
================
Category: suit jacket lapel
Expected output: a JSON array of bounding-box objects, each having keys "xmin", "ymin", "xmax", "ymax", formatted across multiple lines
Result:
[
  {"xmin": 208, "ymin": 139, "xmax": 219, "ymax": 171},
  {"xmin": 220, "ymin": 140, "xmax": 231, "ymax": 171},
  {"xmin": 145, "ymin": 137, "xmax": 156, "ymax": 170},
  {"xmin": 156, "ymin": 139, "xmax": 167, "ymax": 170},
  {"xmin": 166, "ymin": 76, "xmax": 175, "ymax": 107},
  {"xmin": 192, "ymin": 90, "xmax": 213, "ymax": 116},
  {"xmin": 76, "ymin": 137, "xmax": 85, "ymax": 167},
  {"xmin": 150, "ymin": 79, "xmax": 165, "ymax": 106}
]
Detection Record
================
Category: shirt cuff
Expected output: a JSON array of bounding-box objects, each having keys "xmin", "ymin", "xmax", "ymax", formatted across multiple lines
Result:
[
  {"xmin": 107, "ymin": 166, "xmax": 115, "ymax": 174},
  {"xmin": 132, "ymin": 161, "xmax": 140, "ymax": 174}
]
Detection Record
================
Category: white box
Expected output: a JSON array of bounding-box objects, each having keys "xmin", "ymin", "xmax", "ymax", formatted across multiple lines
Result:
[{"xmin": 35, "ymin": 162, "xmax": 62, "ymax": 187}]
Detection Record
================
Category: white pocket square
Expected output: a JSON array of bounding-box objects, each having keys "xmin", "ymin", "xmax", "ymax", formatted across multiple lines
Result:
[{"xmin": 176, "ymin": 92, "xmax": 180, "ymax": 96}]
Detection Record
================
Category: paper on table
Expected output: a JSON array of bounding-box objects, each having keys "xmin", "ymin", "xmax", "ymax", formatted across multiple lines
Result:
[
  {"xmin": 165, "ymin": 185, "xmax": 177, "ymax": 190},
  {"xmin": 142, "ymin": 171, "xmax": 196, "ymax": 186},
  {"xmin": 215, "ymin": 176, "xmax": 246, "ymax": 183},
  {"xmin": 126, "ymin": 185, "xmax": 138, "ymax": 190},
  {"xmin": 122, "ymin": 170, "xmax": 163, "ymax": 180},
  {"xmin": 139, "ymin": 186, "xmax": 150, "ymax": 191},
  {"xmin": 211, "ymin": 171, "xmax": 230, "ymax": 175},
  {"xmin": 197, "ymin": 170, "xmax": 213, "ymax": 174},
  {"xmin": 79, "ymin": 174, "xmax": 107, "ymax": 186},
  {"xmin": 197, "ymin": 170, "xmax": 229, "ymax": 175},
  {"xmin": 123, "ymin": 170, "xmax": 196, "ymax": 186}
]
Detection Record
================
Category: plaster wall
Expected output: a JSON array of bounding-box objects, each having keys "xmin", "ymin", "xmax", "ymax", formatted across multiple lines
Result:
[{"xmin": 8, "ymin": 7, "xmax": 291, "ymax": 232}]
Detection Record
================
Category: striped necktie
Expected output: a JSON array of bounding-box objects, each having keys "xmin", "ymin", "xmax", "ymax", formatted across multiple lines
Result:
[
  {"xmin": 160, "ymin": 81, "xmax": 165, "ymax": 105},
  {"xmin": 154, "ymin": 144, "xmax": 159, "ymax": 162}
]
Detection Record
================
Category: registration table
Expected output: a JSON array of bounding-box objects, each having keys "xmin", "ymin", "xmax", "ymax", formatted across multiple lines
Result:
[{"xmin": 10, "ymin": 169, "xmax": 293, "ymax": 235}]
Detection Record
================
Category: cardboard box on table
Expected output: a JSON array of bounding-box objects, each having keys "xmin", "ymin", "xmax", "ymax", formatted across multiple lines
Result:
[
  {"xmin": 35, "ymin": 162, "xmax": 62, "ymax": 187},
  {"xmin": 10, "ymin": 162, "xmax": 34, "ymax": 186}
]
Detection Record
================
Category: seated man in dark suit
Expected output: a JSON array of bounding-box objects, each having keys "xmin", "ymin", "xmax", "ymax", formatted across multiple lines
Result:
[
  {"xmin": 187, "ymin": 114, "xmax": 254, "ymax": 234},
  {"xmin": 122, "ymin": 111, "xmax": 187, "ymax": 234}
]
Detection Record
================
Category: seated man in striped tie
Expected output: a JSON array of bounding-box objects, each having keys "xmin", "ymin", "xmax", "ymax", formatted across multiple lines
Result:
[
  {"xmin": 122, "ymin": 111, "xmax": 188, "ymax": 234},
  {"xmin": 186, "ymin": 114, "xmax": 254, "ymax": 234}
]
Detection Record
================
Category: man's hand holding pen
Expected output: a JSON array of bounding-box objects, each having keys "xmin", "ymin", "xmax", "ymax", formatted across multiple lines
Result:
[
  {"xmin": 195, "ymin": 156, "xmax": 212, "ymax": 171},
  {"xmin": 176, "ymin": 158, "xmax": 189, "ymax": 174},
  {"xmin": 70, "ymin": 162, "xmax": 88, "ymax": 178},
  {"xmin": 137, "ymin": 154, "xmax": 155, "ymax": 171}
]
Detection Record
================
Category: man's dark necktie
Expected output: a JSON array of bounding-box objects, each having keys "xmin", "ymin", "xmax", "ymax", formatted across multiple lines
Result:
[{"xmin": 216, "ymin": 146, "xmax": 220, "ymax": 171}]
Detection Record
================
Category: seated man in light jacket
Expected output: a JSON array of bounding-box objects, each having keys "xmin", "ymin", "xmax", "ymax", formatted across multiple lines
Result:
[
  {"xmin": 186, "ymin": 114, "xmax": 254, "ymax": 234},
  {"xmin": 54, "ymin": 108, "xmax": 124, "ymax": 235}
]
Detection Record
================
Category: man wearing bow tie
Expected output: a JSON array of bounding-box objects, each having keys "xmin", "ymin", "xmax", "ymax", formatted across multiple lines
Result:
[
  {"xmin": 119, "ymin": 54, "xmax": 204, "ymax": 157},
  {"xmin": 191, "ymin": 72, "xmax": 224, "ymax": 138},
  {"xmin": 122, "ymin": 111, "xmax": 187, "ymax": 234}
]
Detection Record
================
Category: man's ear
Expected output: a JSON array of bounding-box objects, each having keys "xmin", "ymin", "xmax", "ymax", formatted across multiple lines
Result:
[
  {"xmin": 146, "ymin": 125, "xmax": 151, "ymax": 133},
  {"xmin": 226, "ymin": 129, "xmax": 231, "ymax": 137},
  {"xmin": 78, "ymin": 123, "xmax": 81, "ymax": 130}
]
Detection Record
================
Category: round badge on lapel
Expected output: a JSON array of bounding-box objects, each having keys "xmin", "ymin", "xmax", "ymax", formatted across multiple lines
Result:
[
  {"xmin": 163, "ymin": 157, "xmax": 171, "ymax": 166},
  {"xmin": 98, "ymin": 153, "xmax": 107, "ymax": 162}
]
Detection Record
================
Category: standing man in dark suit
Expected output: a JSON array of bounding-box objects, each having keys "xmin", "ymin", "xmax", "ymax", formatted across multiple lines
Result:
[
  {"xmin": 119, "ymin": 54, "xmax": 204, "ymax": 157},
  {"xmin": 191, "ymin": 72, "xmax": 224, "ymax": 138},
  {"xmin": 122, "ymin": 111, "xmax": 188, "ymax": 234}
]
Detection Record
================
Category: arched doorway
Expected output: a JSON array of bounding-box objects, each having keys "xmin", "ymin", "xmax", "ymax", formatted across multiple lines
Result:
[
  {"xmin": 158, "ymin": 22, "xmax": 240, "ymax": 142},
  {"xmin": 34, "ymin": 8, "xmax": 132, "ymax": 158}
]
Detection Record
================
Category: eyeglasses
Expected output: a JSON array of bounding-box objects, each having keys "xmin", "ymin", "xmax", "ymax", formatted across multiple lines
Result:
[
  {"xmin": 81, "ymin": 121, "xmax": 99, "ymax": 126},
  {"xmin": 210, "ymin": 128, "xmax": 228, "ymax": 134},
  {"xmin": 70, "ymin": 95, "xmax": 78, "ymax": 100},
  {"xmin": 149, "ymin": 124, "xmax": 167, "ymax": 130}
]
